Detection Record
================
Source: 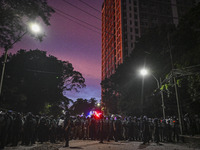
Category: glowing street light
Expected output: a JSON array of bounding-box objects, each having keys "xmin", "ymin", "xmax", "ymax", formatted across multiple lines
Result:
[
  {"xmin": 139, "ymin": 68, "xmax": 165, "ymax": 119},
  {"xmin": 29, "ymin": 23, "xmax": 41, "ymax": 33},
  {"xmin": 97, "ymin": 103, "xmax": 101, "ymax": 107},
  {"xmin": 0, "ymin": 22, "xmax": 42, "ymax": 96},
  {"xmin": 140, "ymin": 68, "xmax": 148, "ymax": 76}
]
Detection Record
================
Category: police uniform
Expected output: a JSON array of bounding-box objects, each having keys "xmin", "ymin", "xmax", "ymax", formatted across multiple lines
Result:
[{"xmin": 64, "ymin": 113, "xmax": 71, "ymax": 147}]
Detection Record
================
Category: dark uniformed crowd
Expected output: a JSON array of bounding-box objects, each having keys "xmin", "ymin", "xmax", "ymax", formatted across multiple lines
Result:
[{"xmin": 0, "ymin": 110, "xmax": 200, "ymax": 149}]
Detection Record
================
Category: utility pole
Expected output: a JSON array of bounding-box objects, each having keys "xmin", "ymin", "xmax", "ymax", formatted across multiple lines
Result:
[
  {"xmin": 160, "ymin": 78, "xmax": 165, "ymax": 119},
  {"xmin": 151, "ymin": 74, "xmax": 166, "ymax": 119},
  {"xmin": 0, "ymin": 47, "xmax": 8, "ymax": 96},
  {"xmin": 168, "ymin": 33, "xmax": 183, "ymax": 135},
  {"xmin": 0, "ymin": 31, "xmax": 27, "ymax": 96}
]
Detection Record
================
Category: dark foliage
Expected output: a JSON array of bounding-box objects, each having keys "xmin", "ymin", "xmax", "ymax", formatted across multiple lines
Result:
[
  {"xmin": 0, "ymin": 0, "xmax": 55, "ymax": 48},
  {"xmin": 0, "ymin": 49, "xmax": 85, "ymax": 115},
  {"xmin": 69, "ymin": 98, "xmax": 97, "ymax": 116}
]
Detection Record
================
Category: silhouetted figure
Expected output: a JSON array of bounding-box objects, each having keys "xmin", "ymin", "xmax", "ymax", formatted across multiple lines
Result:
[
  {"xmin": 89, "ymin": 116, "xmax": 96, "ymax": 140},
  {"xmin": 23, "ymin": 112, "xmax": 35, "ymax": 145},
  {"xmin": 12, "ymin": 113, "xmax": 22, "ymax": 146},
  {"xmin": 113, "ymin": 116, "xmax": 122, "ymax": 142},
  {"xmin": 142, "ymin": 116, "xmax": 150, "ymax": 144},
  {"xmin": 99, "ymin": 114, "xmax": 104, "ymax": 143},
  {"xmin": 154, "ymin": 118, "xmax": 160, "ymax": 144},
  {"xmin": 64, "ymin": 112, "xmax": 71, "ymax": 147},
  {"xmin": 38, "ymin": 116, "xmax": 46, "ymax": 144}
]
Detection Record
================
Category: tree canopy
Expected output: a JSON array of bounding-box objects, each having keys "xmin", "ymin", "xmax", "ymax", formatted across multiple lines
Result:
[
  {"xmin": 0, "ymin": 49, "xmax": 85, "ymax": 115},
  {"xmin": 69, "ymin": 98, "xmax": 97, "ymax": 116},
  {"xmin": 0, "ymin": 0, "xmax": 55, "ymax": 48}
]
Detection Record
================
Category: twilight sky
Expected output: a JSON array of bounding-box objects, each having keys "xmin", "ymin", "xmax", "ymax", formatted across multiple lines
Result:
[{"xmin": 8, "ymin": 0, "xmax": 104, "ymax": 102}]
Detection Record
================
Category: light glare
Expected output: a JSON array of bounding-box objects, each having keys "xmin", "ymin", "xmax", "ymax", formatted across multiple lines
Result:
[
  {"xmin": 30, "ymin": 23, "xmax": 41, "ymax": 33},
  {"xmin": 140, "ymin": 69, "xmax": 148, "ymax": 76}
]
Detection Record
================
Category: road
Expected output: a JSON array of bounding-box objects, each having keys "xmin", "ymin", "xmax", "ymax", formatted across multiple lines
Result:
[{"xmin": 4, "ymin": 140, "xmax": 200, "ymax": 150}]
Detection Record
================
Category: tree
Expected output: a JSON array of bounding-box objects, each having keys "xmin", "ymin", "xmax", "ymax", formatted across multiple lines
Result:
[
  {"xmin": 0, "ymin": 49, "xmax": 85, "ymax": 115},
  {"xmin": 70, "ymin": 98, "xmax": 97, "ymax": 116},
  {"xmin": 0, "ymin": 0, "xmax": 55, "ymax": 48},
  {"xmin": 168, "ymin": 3, "xmax": 200, "ymax": 114}
]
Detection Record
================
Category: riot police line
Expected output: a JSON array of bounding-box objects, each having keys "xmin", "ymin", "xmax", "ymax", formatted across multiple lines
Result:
[{"xmin": 0, "ymin": 109, "xmax": 200, "ymax": 149}]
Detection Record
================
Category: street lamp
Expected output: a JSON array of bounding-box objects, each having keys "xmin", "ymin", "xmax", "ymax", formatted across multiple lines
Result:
[
  {"xmin": 97, "ymin": 103, "xmax": 101, "ymax": 107},
  {"xmin": 139, "ymin": 68, "xmax": 166, "ymax": 119},
  {"xmin": 0, "ymin": 22, "xmax": 41, "ymax": 96},
  {"xmin": 140, "ymin": 69, "xmax": 148, "ymax": 76},
  {"xmin": 29, "ymin": 23, "xmax": 41, "ymax": 33}
]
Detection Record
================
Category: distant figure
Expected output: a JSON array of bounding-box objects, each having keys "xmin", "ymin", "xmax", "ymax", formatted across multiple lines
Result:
[
  {"xmin": 89, "ymin": 115, "xmax": 96, "ymax": 140},
  {"xmin": 154, "ymin": 118, "xmax": 160, "ymax": 144},
  {"xmin": 64, "ymin": 112, "xmax": 71, "ymax": 147},
  {"xmin": 142, "ymin": 116, "xmax": 150, "ymax": 144},
  {"xmin": 99, "ymin": 114, "xmax": 104, "ymax": 143},
  {"xmin": 113, "ymin": 116, "xmax": 122, "ymax": 142}
]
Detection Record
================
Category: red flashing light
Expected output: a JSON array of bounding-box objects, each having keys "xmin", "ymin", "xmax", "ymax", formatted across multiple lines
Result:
[{"xmin": 88, "ymin": 110, "xmax": 102, "ymax": 119}]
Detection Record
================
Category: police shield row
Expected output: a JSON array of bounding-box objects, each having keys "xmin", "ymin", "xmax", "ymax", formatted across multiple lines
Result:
[{"xmin": 0, "ymin": 111, "xmax": 200, "ymax": 149}]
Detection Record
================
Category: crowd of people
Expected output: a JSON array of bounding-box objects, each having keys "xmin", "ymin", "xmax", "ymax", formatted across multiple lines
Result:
[{"xmin": 0, "ymin": 109, "xmax": 200, "ymax": 149}]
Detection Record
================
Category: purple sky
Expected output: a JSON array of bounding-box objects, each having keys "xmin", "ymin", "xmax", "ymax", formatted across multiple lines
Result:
[{"xmin": 7, "ymin": 0, "xmax": 104, "ymax": 102}]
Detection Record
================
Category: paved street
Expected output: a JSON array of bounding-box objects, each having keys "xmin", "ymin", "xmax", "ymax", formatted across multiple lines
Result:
[{"xmin": 4, "ymin": 140, "xmax": 200, "ymax": 150}]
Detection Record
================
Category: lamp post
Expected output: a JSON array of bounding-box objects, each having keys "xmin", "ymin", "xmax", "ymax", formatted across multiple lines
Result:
[
  {"xmin": 0, "ymin": 23, "xmax": 41, "ymax": 96},
  {"xmin": 140, "ymin": 69, "xmax": 147, "ymax": 114},
  {"xmin": 140, "ymin": 68, "xmax": 166, "ymax": 119}
]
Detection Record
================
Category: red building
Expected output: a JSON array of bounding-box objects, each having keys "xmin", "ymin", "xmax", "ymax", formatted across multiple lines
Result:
[{"xmin": 101, "ymin": 0, "xmax": 198, "ymax": 111}]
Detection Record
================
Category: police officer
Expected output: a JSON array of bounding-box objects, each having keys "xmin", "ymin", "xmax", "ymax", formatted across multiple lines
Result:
[
  {"xmin": 106, "ymin": 116, "xmax": 114, "ymax": 142},
  {"xmin": 49, "ymin": 116, "xmax": 57, "ymax": 143},
  {"xmin": 0, "ymin": 111, "xmax": 6, "ymax": 149},
  {"xmin": 166, "ymin": 119, "xmax": 172, "ymax": 142},
  {"xmin": 99, "ymin": 114, "xmax": 104, "ymax": 143},
  {"xmin": 142, "ymin": 116, "xmax": 150, "ymax": 145},
  {"xmin": 12, "ymin": 113, "xmax": 22, "ymax": 146},
  {"xmin": 64, "ymin": 112, "xmax": 71, "ymax": 147},
  {"xmin": 154, "ymin": 118, "xmax": 160, "ymax": 144},
  {"xmin": 38, "ymin": 116, "xmax": 46, "ymax": 144},
  {"xmin": 89, "ymin": 115, "xmax": 96, "ymax": 140},
  {"xmin": 113, "ymin": 116, "xmax": 122, "ymax": 142},
  {"xmin": 23, "ymin": 112, "xmax": 34, "ymax": 146},
  {"xmin": 127, "ymin": 116, "xmax": 134, "ymax": 141}
]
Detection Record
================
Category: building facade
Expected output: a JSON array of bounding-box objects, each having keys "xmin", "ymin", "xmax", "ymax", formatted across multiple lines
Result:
[
  {"xmin": 101, "ymin": 0, "xmax": 198, "ymax": 111},
  {"xmin": 101, "ymin": 0, "xmax": 197, "ymax": 81}
]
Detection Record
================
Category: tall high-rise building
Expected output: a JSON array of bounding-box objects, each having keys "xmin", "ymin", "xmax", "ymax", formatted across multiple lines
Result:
[{"xmin": 101, "ymin": 0, "xmax": 197, "ymax": 81}]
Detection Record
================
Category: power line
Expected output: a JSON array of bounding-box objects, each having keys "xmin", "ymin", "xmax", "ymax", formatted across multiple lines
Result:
[
  {"xmin": 53, "ymin": 7, "xmax": 101, "ymax": 31},
  {"xmin": 78, "ymin": 0, "xmax": 102, "ymax": 14},
  {"xmin": 55, "ymin": 11, "xmax": 101, "ymax": 34},
  {"xmin": 62, "ymin": 0, "xmax": 101, "ymax": 21},
  {"xmin": 52, "ymin": 6, "xmax": 114, "ymax": 37},
  {"xmin": 26, "ymin": 69, "xmax": 61, "ymax": 75}
]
